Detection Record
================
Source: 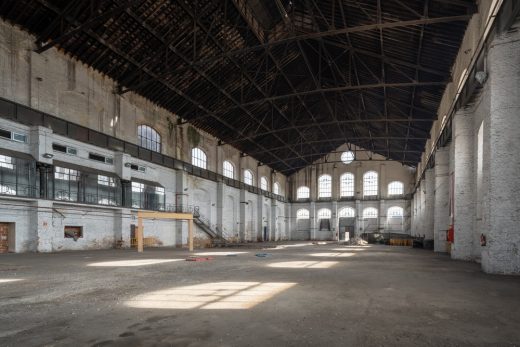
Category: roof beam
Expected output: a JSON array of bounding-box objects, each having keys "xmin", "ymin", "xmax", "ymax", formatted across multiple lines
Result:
[{"xmin": 234, "ymin": 81, "xmax": 447, "ymax": 107}]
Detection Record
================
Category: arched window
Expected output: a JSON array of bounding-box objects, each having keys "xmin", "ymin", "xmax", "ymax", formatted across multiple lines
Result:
[
  {"xmin": 223, "ymin": 161, "xmax": 234, "ymax": 179},
  {"xmin": 191, "ymin": 148, "xmax": 207, "ymax": 169},
  {"xmin": 388, "ymin": 206, "xmax": 404, "ymax": 217},
  {"xmin": 273, "ymin": 182, "xmax": 280, "ymax": 195},
  {"xmin": 363, "ymin": 171, "xmax": 378, "ymax": 196},
  {"xmin": 388, "ymin": 181, "xmax": 404, "ymax": 196},
  {"xmin": 297, "ymin": 186, "xmax": 310, "ymax": 199},
  {"xmin": 318, "ymin": 174, "xmax": 332, "ymax": 198},
  {"xmin": 363, "ymin": 207, "xmax": 378, "ymax": 219},
  {"xmin": 340, "ymin": 173, "xmax": 355, "ymax": 197},
  {"xmin": 338, "ymin": 207, "xmax": 355, "ymax": 218},
  {"xmin": 260, "ymin": 177, "xmax": 268, "ymax": 191},
  {"xmin": 138, "ymin": 125, "xmax": 161, "ymax": 152},
  {"xmin": 296, "ymin": 209, "xmax": 310, "ymax": 219},
  {"xmin": 317, "ymin": 208, "xmax": 331, "ymax": 219},
  {"xmin": 243, "ymin": 169, "xmax": 253, "ymax": 185}
]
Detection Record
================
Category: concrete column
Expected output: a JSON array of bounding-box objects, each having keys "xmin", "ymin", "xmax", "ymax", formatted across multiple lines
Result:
[
  {"xmin": 216, "ymin": 181, "xmax": 225, "ymax": 238},
  {"xmin": 482, "ymin": 30, "xmax": 520, "ymax": 274},
  {"xmin": 310, "ymin": 166, "xmax": 317, "ymax": 201},
  {"xmin": 434, "ymin": 146, "xmax": 450, "ymax": 252},
  {"xmin": 423, "ymin": 168, "xmax": 435, "ymax": 240},
  {"xmin": 355, "ymin": 199, "xmax": 362, "ymax": 238},
  {"xmin": 33, "ymin": 200, "xmax": 54, "ymax": 252},
  {"xmin": 331, "ymin": 200, "xmax": 338, "ymax": 240},
  {"xmin": 175, "ymin": 170, "xmax": 189, "ymax": 246},
  {"xmin": 379, "ymin": 163, "xmax": 387, "ymax": 198},
  {"xmin": 270, "ymin": 199, "xmax": 277, "ymax": 241},
  {"xmin": 256, "ymin": 194, "xmax": 263, "ymax": 241},
  {"xmin": 417, "ymin": 180, "xmax": 425, "ymax": 238},
  {"xmin": 116, "ymin": 208, "xmax": 132, "ymax": 247},
  {"xmin": 378, "ymin": 199, "xmax": 385, "ymax": 234},
  {"xmin": 309, "ymin": 201, "xmax": 316, "ymax": 240},
  {"xmin": 239, "ymin": 189, "xmax": 246, "ymax": 242},
  {"xmin": 451, "ymin": 109, "xmax": 475, "ymax": 260}
]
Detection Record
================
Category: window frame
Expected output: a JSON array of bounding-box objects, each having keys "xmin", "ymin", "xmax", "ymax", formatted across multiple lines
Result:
[
  {"xmin": 273, "ymin": 182, "xmax": 280, "ymax": 195},
  {"xmin": 388, "ymin": 181, "xmax": 404, "ymax": 196},
  {"xmin": 363, "ymin": 207, "xmax": 378, "ymax": 219},
  {"xmin": 137, "ymin": 125, "xmax": 161, "ymax": 153},
  {"xmin": 318, "ymin": 174, "xmax": 332, "ymax": 198},
  {"xmin": 260, "ymin": 177, "xmax": 268, "ymax": 191},
  {"xmin": 388, "ymin": 206, "xmax": 404, "ymax": 217},
  {"xmin": 296, "ymin": 186, "xmax": 310, "ymax": 199},
  {"xmin": 363, "ymin": 171, "xmax": 378, "ymax": 197},
  {"xmin": 338, "ymin": 207, "xmax": 355, "ymax": 218},
  {"xmin": 243, "ymin": 169, "xmax": 253, "ymax": 185},
  {"xmin": 191, "ymin": 148, "xmax": 207, "ymax": 169},
  {"xmin": 296, "ymin": 208, "xmax": 310, "ymax": 220},
  {"xmin": 340, "ymin": 172, "xmax": 355, "ymax": 197},
  {"xmin": 223, "ymin": 160, "xmax": 235, "ymax": 179}
]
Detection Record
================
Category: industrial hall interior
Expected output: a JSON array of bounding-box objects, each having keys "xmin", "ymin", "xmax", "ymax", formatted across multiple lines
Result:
[{"xmin": 0, "ymin": 0, "xmax": 519, "ymax": 346}]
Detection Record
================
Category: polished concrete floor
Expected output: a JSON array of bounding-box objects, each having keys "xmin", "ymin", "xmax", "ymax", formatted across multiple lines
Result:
[{"xmin": 1, "ymin": 243, "xmax": 519, "ymax": 346}]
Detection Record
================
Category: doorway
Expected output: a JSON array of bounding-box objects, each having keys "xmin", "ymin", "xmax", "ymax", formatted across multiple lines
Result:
[{"xmin": 0, "ymin": 223, "xmax": 14, "ymax": 253}]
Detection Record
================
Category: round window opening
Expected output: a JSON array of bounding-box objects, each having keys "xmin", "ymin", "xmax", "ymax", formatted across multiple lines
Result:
[{"xmin": 341, "ymin": 151, "xmax": 355, "ymax": 164}]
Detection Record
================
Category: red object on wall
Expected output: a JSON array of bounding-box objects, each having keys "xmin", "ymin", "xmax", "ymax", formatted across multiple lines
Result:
[{"xmin": 447, "ymin": 225, "xmax": 454, "ymax": 243}]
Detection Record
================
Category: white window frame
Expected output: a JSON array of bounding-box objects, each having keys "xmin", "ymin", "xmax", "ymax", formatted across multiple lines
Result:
[
  {"xmin": 340, "ymin": 173, "xmax": 355, "ymax": 197},
  {"xmin": 296, "ymin": 186, "xmax": 310, "ymax": 199},
  {"xmin": 191, "ymin": 148, "xmax": 207, "ymax": 169},
  {"xmin": 363, "ymin": 207, "xmax": 378, "ymax": 219},
  {"xmin": 296, "ymin": 209, "xmax": 310, "ymax": 219},
  {"xmin": 260, "ymin": 177, "xmax": 268, "ymax": 191},
  {"xmin": 388, "ymin": 181, "xmax": 404, "ymax": 196},
  {"xmin": 338, "ymin": 207, "xmax": 355, "ymax": 218},
  {"xmin": 388, "ymin": 206, "xmax": 404, "ymax": 217},
  {"xmin": 273, "ymin": 182, "xmax": 280, "ymax": 195},
  {"xmin": 243, "ymin": 169, "xmax": 253, "ymax": 185},
  {"xmin": 317, "ymin": 208, "xmax": 331, "ymax": 219},
  {"xmin": 223, "ymin": 160, "xmax": 234, "ymax": 179},
  {"xmin": 138, "ymin": 125, "xmax": 161, "ymax": 152},
  {"xmin": 363, "ymin": 171, "xmax": 378, "ymax": 196},
  {"xmin": 318, "ymin": 174, "xmax": 332, "ymax": 198}
]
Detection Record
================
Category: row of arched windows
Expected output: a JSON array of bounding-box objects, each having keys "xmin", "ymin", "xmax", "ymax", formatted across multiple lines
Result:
[
  {"xmin": 297, "ymin": 172, "xmax": 404, "ymax": 199},
  {"xmin": 296, "ymin": 206, "xmax": 404, "ymax": 219},
  {"xmin": 191, "ymin": 148, "xmax": 281, "ymax": 194}
]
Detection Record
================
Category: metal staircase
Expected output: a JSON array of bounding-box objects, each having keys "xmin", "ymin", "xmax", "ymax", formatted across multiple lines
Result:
[{"xmin": 192, "ymin": 207, "xmax": 230, "ymax": 246}]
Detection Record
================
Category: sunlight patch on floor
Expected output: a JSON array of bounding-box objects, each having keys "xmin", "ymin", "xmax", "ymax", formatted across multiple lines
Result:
[
  {"xmin": 309, "ymin": 252, "xmax": 355, "ymax": 257},
  {"xmin": 125, "ymin": 281, "xmax": 296, "ymax": 309},
  {"xmin": 87, "ymin": 259, "xmax": 183, "ymax": 267},
  {"xmin": 0, "ymin": 279, "xmax": 23, "ymax": 283},
  {"xmin": 331, "ymin": 248, "xmax": 367, "ymax": 251},
  {"xmin": 193, "ymin": 251, "xmax": 249, "ymax": 256},
  {"xmin": 267, "ymin": 261, "xmax": 338, "ymax": 269}
]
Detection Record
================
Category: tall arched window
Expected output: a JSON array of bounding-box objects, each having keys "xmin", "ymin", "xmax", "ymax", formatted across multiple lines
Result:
[
  {"xmin": 191, "ymin": 148, "xmax": 207, "ymax": 169},
  {"xmin": 338, "ymin": 207, "xmax": 355, "ymax": 218},
  {"xmin": 138, "ymin": 125, "xmax": 161, "ymax": 152},
  {"xmin": 317, "ymin": 208, "xmax": 331, "ymax": 219},
  {"xmin": 273, "ymin": 182, "xmax": 280, "ymax": 195},
  {"xmin": 340, "ymin": 173, "xmax": 355, "ymax": 197},
  {"xmin": 297, "ymin": 186, "xmax": 310, "ymax": 199},
  {"xmin": 388, "ymin": 206, "xmax": 404, "ymax": 217},
  {"xmin": 388, "ymin": 181, "xmax": 404, "ymax": 196},
  {"xmin": 296, "ymin": 209, "xmax": 310, "ymax": 219},
  {"xmin": 223, "ymin": 161, "xmax": 234, "ymax": 179},
  {"xmin": 363, "ymin": 207, "xmax": 378, "ymax": 219},
  {"xmin": 243, "ymin": 169, "xmax": 253, "ymax": 185},
  {"xmin": 260, "ymin": 177, "xmax": 268, "ymax": 191},
  {"xmin": 318, "ymin": 174, "xmax": 332, "ymax": 198},
  {"xmin": 363, "ymin": 171, "xmax": 378, "ymax": 196}
]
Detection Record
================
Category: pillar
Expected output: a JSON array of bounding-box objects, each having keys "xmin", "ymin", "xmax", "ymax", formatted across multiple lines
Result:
[
  {"xmin": 239, "ymin": 189, "xmax": 246, "ymax": 242},
  {"xmin": 482, "ymin": 29, "xmax": 520, "ymax": 274},
  {"xmin": 309, "ymin": 201, "xmax": 316, "ymax": 240},
  {"xmin": 175, "ymin": 170, "xmax": 189, "ymax": 246},
  {"xmin": 216, "ymin": 181, "xmax": 225, "ymax": 238},
  {"xmin": 331, "ymin": 200, "xmax": 338, "ymax": 240},
  {"xmin": 451, "ymin": 109, "xmax": 475, "ymax": 260},
  {"xmin": 433, "ymin": 146, "xmax": 450, "ymax": 252},
  {"xmin": 423, "ymin": 168, "xmax": 435, "ymax": 240},
  {"xmin": 34, "ymin": 200, "xmax": 54, "ymax": 252}
]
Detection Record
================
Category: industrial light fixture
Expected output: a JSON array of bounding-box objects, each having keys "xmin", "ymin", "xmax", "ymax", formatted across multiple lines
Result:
[{"xmin": 42, "ymin": 153, "xmax": 54, "ymax": 159}]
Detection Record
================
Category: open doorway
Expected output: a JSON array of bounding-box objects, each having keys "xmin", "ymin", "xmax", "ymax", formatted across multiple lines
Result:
[{"xmin": 0, "ymin": 223, "xmax": 14, "ymax": 253}]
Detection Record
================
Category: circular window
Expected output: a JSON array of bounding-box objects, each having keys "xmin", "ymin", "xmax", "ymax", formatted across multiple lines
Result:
[{"xmin": 341, "ymin": 151, "xmax": 355, "ymax": 164}]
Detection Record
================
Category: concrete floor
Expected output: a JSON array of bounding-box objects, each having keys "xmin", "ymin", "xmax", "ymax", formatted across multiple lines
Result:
[{"xmin": 1, "ymin": 243, "xmax": 519, "ymax": 347}]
